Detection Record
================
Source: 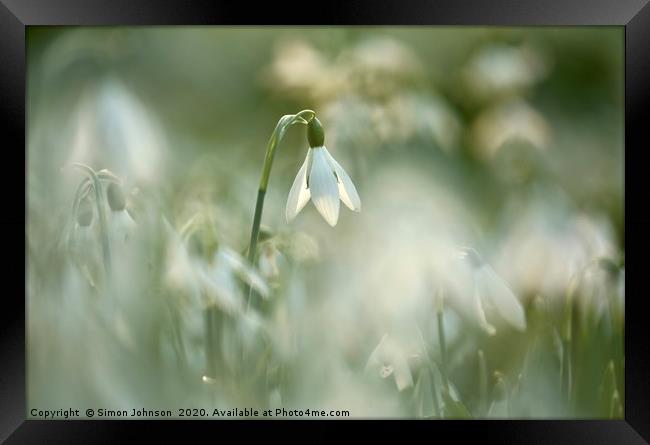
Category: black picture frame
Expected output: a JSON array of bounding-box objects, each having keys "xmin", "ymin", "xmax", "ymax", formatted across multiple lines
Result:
[{"xmin": 3, "ymin": 0, "xmax": 649, "ymax": 442}]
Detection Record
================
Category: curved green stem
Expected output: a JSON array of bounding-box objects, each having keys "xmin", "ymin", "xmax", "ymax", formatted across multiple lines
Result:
[
  {"xmin": 72, "ymin": 163, "xmax": 112, "ymax": 278},
  {"xmin": 245, "ymin": 110, "xmax": 315, "ymax": 310}
]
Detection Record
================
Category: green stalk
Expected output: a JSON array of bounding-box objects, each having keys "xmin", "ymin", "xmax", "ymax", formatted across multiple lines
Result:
[
  {"xmin": 430, "ymin": 365, "xmax": 441, "ymax": 418},
  {"xmin": 478, "ymin": 349, "xmax": 488, "ymax": 416},
  {"xmin": 245, "ymin": 110, "xmax": 315, "ymax": 310},
  {"xmin": 73, "ymin": 163, "xmax": 111, "ymax": 278},
  {"xmin": 561, "ymin": 272, "xmax": 580, "ymax": 405},
  {"xmin": 204, "ymin": 306, "xmax": 216, "ymax": 379},
  {"xmin": 436, "ymin": 291, "xmax": 449, "ymax": 392}
]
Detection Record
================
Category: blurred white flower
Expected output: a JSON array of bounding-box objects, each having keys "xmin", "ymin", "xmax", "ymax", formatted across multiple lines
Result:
[
  {"xmin": 198, "ymin": 247, "xmax": 269, "ymax": 314},
  {"xmin": 163, "ymin": 222, "xmax": 269, "ymax": 315},
  {"xmin": 68, "ymin": 201, "xmax": 102, "ymax": 289},
  {"xmin": 67, "ymin": 78, "xmax": 166, "ymax": 184},
  {"xmin": 472, "ymin": 99, "xmax": 551, "ymax": 160},
  {"xmin": 106, "ymin": 183, "xmax": 136, "ymax": 245},
  {"xmin": 323, "ymin": 96, "xmax": 379, "ymax": 153},
  {"xmin": 577, "ymin": 258, "xmax": 624, "ymax": 324},
  {"xmin": 341, "ymin": 37, "xmax": 424, "ymax": 99},
  {"xmin": 285, "ymin": 231, "xmax": 320, "ymax": 262},
  {"xmin": 264, "ymin": 40, "xmax": 337, "ymax": 102},
  {"xmin": 463, "ymin": 44, "xmax": 548, "ymax": 100},
  {"xmin": 365, "ymin": 334, "xmax": 414, "ymax": 392},
  {"xmin": 457, "ymin": 247, "xmax": 527, "ymax": 335},
  {"xmin": 495, "ymin": 192, "xmax": 618, "ymax": 299},
  {"xmin": 109, "ymin": 209, "xmax": 137, "ymax": 245},
  {"xmin": 373, "ymin": 93, "xmax": 461, "ymax": 153},
  {"xmin": 286, "ymin": 146, "xmax": 360, "ymax": 227},
  {"xmin": 163, "ymin": 222, "xmax": 201, "ymax": 300},
  {"xmin": 331, "ymin": 163, "xmax": 473, "ymax": 348}
]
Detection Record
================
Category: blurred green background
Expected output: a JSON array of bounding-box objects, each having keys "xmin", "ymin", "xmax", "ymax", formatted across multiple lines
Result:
[{"xmin": 27, "ymin": 27, "xmax": 623, "ymax": 418}]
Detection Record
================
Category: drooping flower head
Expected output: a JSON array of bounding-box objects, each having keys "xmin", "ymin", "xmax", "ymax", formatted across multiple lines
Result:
[
  {"xmin": 458, "ymin": 247, "xmax": 527, "ymax": 334},
  {"xmin": 286, "ymin": 117, "xmax": 361, "ymax": 227},
  {"xmin": 106, "ymin": 182, "xmax": 136, "ymax": 245}
]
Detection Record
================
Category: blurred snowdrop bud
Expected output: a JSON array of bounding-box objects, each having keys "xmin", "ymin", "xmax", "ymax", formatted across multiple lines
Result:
[
  {"xmin": 265, "ymin": 40, "xmax": 333, "ymax": 101},
  {"xmin": 472, "ymin": 99, "xmax": 551, "ymax": 160},
  {"xmin": 458, "ymin": 247, "xmax": 526, "ymax": 334},
  {"xmin": 365, "ymin": 334, "xmax": 414, "ymax": 392},
  {"xmin": 380, "ymin": 94, "xmax": 461, "ymax": 153},
  {"xmin": 286, "ymin": 231, "xmax": 320, "ymax": 262},
  {"xmin": 578, "ymin": 258, "xmax": 624, "ymax": 323},
  {"xmin": 106, "ymin": 181, "xmax": 126, "ymax": 211},
  {"xmin": 69, "ymin": 197, "xmax": 102, "ymax": 288},
  {"xmin": 463, "ymin": 44, "xmax": 548, "ymax": 100},
  {"xmin": 408, "ymin": 94, "xmax": 461, "ymax": 154},
  {"xmin": 67, "ymin": 78, "xmax": 166, "ymax": 184},
  {"xmin": 106, "ymin": 182, "xmax": 136, "ymax": 244},
  {"xmin": 342, "ymin": 37, "xmax": 423, "ymax": 99},
  {"xmin": 323, "ymin": 96, "xmax": 378, "ymax": 154},
  {"xmin": 199, "ymin": 247, "xmax": 269, "ymax": 315},
  {"xmin": 491, "ymin": 139, "xmax": 546, "ymax": 184},
  {"xmin": 76, "ymin": 197, "xmax": 95, "ymax": 228}
]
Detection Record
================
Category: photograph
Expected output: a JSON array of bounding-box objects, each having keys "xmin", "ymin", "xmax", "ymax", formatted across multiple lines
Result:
[{"xmin": 26, "ymin": 26, "xmax": 624, "ymax": 419}]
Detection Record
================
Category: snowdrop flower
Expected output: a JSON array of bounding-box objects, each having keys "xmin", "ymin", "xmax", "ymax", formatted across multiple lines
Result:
[
  {"xmin": 163, "ymin": 219, "xmax": 269, "ymax": 316},
  {"xmin": 199, "ymin": 247, "xmax": 269, "ymax": 314},
  {"xmin": 69, "ymin": 197, "xmax": 102, "ymax": 288},
  {"xmin": 458, "ymin": 247, "xmax": 526, "ymax": 335},
  {"xmin": 106, "ymin": 182, "xmax": 136, "ymax": 244},
  {"xmin": 472, "ymin": 99, "xmax": 551, "ymax": 160},
  {"xmin": 365, "ymin": 334, "xmax": 414, "ymax": 392},
  {"xmin": 67, "ymin": 78, "xmax": 166, "ymax": 184},
  {"xmin": 577, "ymin": 258, "xmax": 624, "ymax": 324},
  {"xmin": 286, "ymin": 118, "xmax": 360, "ymax": 226},
  {"xmin": 462, "ymin": 44, "xmax": 547, "ymax": 100}
]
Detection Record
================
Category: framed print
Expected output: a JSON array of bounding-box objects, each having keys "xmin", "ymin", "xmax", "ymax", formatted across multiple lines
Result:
[{"xmin": 3, "ymin": 0, "xmax": 650, "ymax": 442}]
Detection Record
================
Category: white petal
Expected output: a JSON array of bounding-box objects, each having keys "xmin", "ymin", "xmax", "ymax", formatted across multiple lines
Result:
[
  {"xmin": 365, "ymin": 334, "xmax": 389, "ymax": 372},
  {"xmin": 479, "ymin": 267, "xmax": 526, "ymax": 331},
  {"xmin": 285, "ymin": 150, "xmax": 312, "ymax": 223},
  {"xmin": 198, "ymin": 265, "xmax": 239, "ymax": 314},
  {"xmin": 392, "ymin": 352, "xmax": 414, "ymax": 391},
  {"xmin": 110, "ymin": 210, "xmax": 136, "ymax": 244},
  {"xmin": 217, "ymin": 248, "xmax": 269, "ymax": 299},
  {"xmin": 308, "ymin": 147, "xmax": 340, "ymax": 226},
  {"xmin": 323, "ymin": 147, "xmax": 361, "ymax": 212},
  {"xmin": 473, "ymin": 278, "xmax": 496, "ymax": 335}
]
